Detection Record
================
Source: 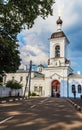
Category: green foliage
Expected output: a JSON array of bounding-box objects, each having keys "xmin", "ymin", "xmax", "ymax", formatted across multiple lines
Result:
[
  {"xmin": 30, "ymin": 92, "xmax": 39, "ymax": 96},
  {"xmin": 0, "ymin": 36, "xmax": 21, "ymax": 73},
  {"xmin": 0, "ymin": 0, "xmax": 55, "ymax": 74},
  {"xmin": 6, "ymin": 80, "xmax": 22, "ymax": 89},
  {"xmin": 0, "ymin": 0, "xmax": 55, "ymax": 34},
  {"xmin": 0, "ymin": 1, "xmax": 21, "ymax": 74}
]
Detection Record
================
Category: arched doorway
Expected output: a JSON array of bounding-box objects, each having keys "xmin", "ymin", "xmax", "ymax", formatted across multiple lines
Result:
[{"xmin": 51, "ymin": 80, "xmax": 60, "ymax": 97}]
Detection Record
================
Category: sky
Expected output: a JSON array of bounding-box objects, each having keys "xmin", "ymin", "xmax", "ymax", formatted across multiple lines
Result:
[{"xmin": 17, "ymin": 0, "xmax": 82, "ymax": 74}]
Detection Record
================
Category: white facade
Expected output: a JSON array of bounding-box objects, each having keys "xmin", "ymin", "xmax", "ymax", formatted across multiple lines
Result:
[{"xmin": 5, "ymin": 17, "xmax": 82, "ymax": 98}]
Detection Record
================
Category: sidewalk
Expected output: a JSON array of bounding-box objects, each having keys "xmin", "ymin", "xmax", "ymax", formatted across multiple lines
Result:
[
  {"xmin": 70, "ymin": 98, "xmax": 82, "ymax": 108},
  {"xmin": 67, "ymin": 98, "xmax": 82, "ymax": 112}
]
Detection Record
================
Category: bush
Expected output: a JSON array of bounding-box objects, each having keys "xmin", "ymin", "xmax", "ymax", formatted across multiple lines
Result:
[
  {"xmin": 6, "ymin": 80, "xmax": 22, "ymax": 89},
  {"xmin": 30, "ymin": 92, "xmax": 39, "ymax": 96}
]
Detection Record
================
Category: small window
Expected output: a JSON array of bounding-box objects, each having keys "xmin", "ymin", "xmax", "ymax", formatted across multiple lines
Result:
[
  {"xmin": 39, "ymin": 86, "xmax": 42, "ymax": 95},
  {"xmin": 39, "ymin": 67, "xmax": 42, "ymax": 72},
  {"xmin": 55, "ymin": 45, "xmax": 60, "ymax": 57},
  {"xmin": 39, "ymin": 86, "xmax": 42, "ymax": 92},
  {"xmin": 72, "ymin": 85, "xmax": 76, "ymax": 93},
  {"xmin": 20, "ymin": 76, "xmax": 23, "ymax": 82},
  {"xmin": 12, "ymin": 76, "xmax": 14, "ymax": 80},
  {"xmin": 34, "ymin": 86, "xmax": 38, "ymax": 92},
  {"xmin": 26, "ymin": 76, "xmax": 28, "ymax": 80},
  {"xmin": 78, "ymin": 85, "xmax": 81, "ymax": 93}
]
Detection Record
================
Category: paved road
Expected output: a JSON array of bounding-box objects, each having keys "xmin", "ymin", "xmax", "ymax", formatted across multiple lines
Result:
[{"xmin": 0, "ymin": 98, "xmax": 82, "ymax": 130}]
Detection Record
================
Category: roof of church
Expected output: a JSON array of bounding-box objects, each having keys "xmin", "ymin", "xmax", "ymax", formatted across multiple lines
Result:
[
  {"xmin": 16, "ymin": 69, "xmax": 44, "ymax": 76},
  {"xmin": 38, "ymin": 64, "xmax": 44, "ymax": 68},
  {"xmin": 16, "ymin": 69, "xmax": 28, "ymax": 73},
  {"xmin": 51, "ymin": 31, "xmax": 66, "ymax": 39},
  {"xmin": 50, "ymin": 31, "xmax": 69, "ymax": 43},
  {"xmin": 68, "ymin": 73, "xmax": 82, "ymax": 78}
]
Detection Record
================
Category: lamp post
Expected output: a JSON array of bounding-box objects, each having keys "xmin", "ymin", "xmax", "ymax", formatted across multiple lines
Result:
[
  {"xmin": 24, "ymin": 60, "xmax": 36, "ymax": 98},
  {"xmin": 63, "ymin": 68, "xmax": 64, "ymax": 97},
  {"xmin": 24, "ymin": 60, "xmax": 32, "ymax": 98},
  {"xmin": 67, "ymin": 76, "xmax": 69, "ymax": 98},
  {"xmin": 28, "ymin": 60, "xmax": 32, "ymax": 98},
  {"xmin": 24, "ymin": 76, "xmax": 28, "ymax": 97}
]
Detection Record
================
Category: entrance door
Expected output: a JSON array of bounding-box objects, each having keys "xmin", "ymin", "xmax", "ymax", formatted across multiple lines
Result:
[{"xmin": 51, "ymin": 80, "xmax": 60, "ymax": 97}]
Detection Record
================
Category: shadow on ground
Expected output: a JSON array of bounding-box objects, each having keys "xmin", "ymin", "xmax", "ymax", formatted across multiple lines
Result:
[{"xmin": 0, "ymin": 98, "xmax": 82, "ymax": 130}]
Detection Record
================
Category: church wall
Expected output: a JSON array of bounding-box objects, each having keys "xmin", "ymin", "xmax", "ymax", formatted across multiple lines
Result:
[
  {"xmin": 68, "ymin": 77, "xmax": 82, "ymax": 98},
  {"xmin": 65, "ymin": 40, "xmax": 68, "ymax": 58},
  {"xmin": 42, "ymin": 68, "xmax": 69, "ymax": 97},
  {"xmin": 5, "ymin": 67, "xmax": 72, "ymax": 98},
  {"xmin": 60, "ymin": 78, "xmax": 68, "ymax": 97},
  {"xmin": 60, "ymin": 39, "xmax": 65, "ymax": 58},
  {"xmin": 44, "ymin": 78, "xmax": 52, "ymax": 97},
  {"xmin": 50, "ymin": 40, "xmax": 54, "ymax": 59},
  {"xmin": 6, "ymin": 73, "xmax": 28, "ymax": 95},
  {"xmin": 31, "ymin": 78, "xmax": 54, "ymax": 97},
  {"xmin": 50, "ymin": 38, "xmax": 65, "ymax": 59},
  {"xmin": 31, "ymin": 78, "xmax": 46, "ymax": 96},
  {"xmin": 6, "ymin": 73, "xmax": 27, "ymax": 85}
]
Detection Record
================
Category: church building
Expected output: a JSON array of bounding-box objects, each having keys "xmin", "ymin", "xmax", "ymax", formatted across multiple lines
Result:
[{"xmin": 6, "ymin": 17, "xmax": 82, "ymax": 98}]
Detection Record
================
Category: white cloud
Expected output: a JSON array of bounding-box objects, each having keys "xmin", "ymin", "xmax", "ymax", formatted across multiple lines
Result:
[{"xmin": 20, "ymin": 44, "xmax": 48, "ymax": 66}]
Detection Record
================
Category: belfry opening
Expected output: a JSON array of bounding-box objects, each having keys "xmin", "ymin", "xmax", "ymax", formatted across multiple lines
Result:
[{"xmin": 51, "ymin": 80, "xmax": 60, "ymax": 97}]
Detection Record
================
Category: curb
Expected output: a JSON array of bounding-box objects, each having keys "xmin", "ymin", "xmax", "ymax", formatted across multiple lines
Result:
[
  {"xmin": 0, "ymin": 97, "xmax": 28, "ymax": 104},
  {"xmin": 67, "ymin": 98, "xmax": 82, "ymax": 113}
]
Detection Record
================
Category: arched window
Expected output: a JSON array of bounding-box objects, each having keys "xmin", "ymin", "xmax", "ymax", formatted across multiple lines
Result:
[
  {"xmin": 20, "ymin": 76, "xmax": 23, "ymax": 82},
  {"xmin": 34, "ymin": 86, "xmax": 38, "ymax": 92},
  {"xmin": 12, "ymin": 76, "xmax": 14, "ymax": 81},
  {"xmin": 39, "ymin": 67, "xmax": 42, "ymax": 72},
  {"xmin": 55, "ymin": 45, "xmax": 60, "ymax": 57},
  {"xmin": 72, "ymin": 84, "xmax": 76, "ymax": 93},
  {"xmin": 39, "ymin": 86, "xmax": 42, "ymax": 94},
  {"xmin": 78, "ymin": 85, "xmax": 81, "ymax": 93}
]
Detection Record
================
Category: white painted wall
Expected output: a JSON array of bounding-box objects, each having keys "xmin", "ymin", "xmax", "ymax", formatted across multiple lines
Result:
[
  {"xmin": 68, "ymin": 77, "xmax": 82, "ymax": 98},
  {"xmin": 0, "ymin": 87, "xmax": 23, "ymax": 97}
]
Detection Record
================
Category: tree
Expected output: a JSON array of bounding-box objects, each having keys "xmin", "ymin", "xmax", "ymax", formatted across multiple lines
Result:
[
  {"xmin": 6, "ymin": 80, "xmax": 22, "ymax": 89},
  {"xmin": 0, "ymin": 33, "xmax": 21, "ymax": 73},
  {"xmin": 0, "ymin": 0, "xmax": 55, "ymax": 28},
  {"xmin": 0, "ymin": 0, "xmax": 55, "ymax": 74},
  {"xmin": 6, "ymin": 80, "xmax": 22, "ymax": 96}
]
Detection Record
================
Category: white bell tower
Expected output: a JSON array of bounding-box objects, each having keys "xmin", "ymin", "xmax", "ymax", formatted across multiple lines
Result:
[{"xmin": 48, "ymin": 17, "xmax": 70, "ymax": 67}]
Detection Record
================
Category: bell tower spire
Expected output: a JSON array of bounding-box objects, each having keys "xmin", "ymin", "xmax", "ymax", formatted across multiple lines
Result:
[
  {"xmin": 56, "ymin": 16, "xmax": 63, "ymax": 31},
  {"xmin": 48, "ymin": 16, "xmax": 70, "ymax": 68}
]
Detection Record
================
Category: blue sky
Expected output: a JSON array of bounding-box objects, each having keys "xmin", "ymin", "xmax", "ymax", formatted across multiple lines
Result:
[{"xmin": 17, "ymin": 0, "xmax": 82, "ymax": 74}]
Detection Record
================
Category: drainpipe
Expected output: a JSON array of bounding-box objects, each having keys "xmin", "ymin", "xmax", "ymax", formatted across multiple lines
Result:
[{"xmin": 67, "ymin": 76, "xmax": 69, "ymax": 98}]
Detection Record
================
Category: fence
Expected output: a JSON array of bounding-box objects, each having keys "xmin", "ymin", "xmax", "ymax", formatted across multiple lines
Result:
[{"xmin": 0, "ymin": 86, "xmax": 23, "ymax": 97}]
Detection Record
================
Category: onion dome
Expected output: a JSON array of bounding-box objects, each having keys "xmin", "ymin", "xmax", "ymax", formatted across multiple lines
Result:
[
  {"xmin": 56, "ymin": 17, "xmax": 63, "ymax": 25},
  {"xmin": 50, "ymin": 16, "xmax": 69, "ymax": 43}
]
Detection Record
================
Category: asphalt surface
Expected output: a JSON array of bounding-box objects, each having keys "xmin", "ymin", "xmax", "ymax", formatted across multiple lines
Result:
[{"xmin": 0, "ymin": 97, "xmax": 82, "ymax": 130}]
